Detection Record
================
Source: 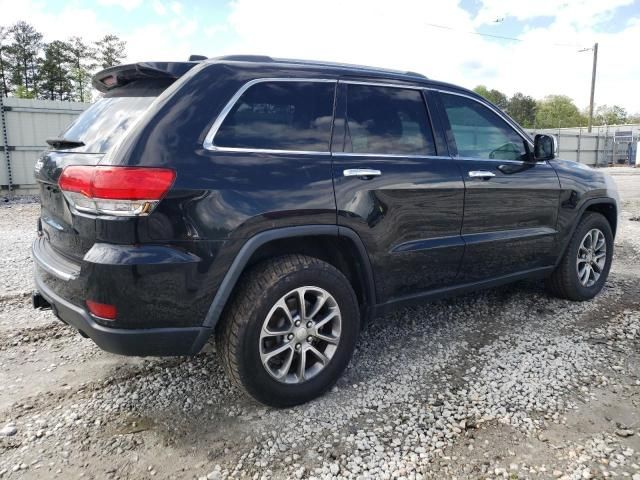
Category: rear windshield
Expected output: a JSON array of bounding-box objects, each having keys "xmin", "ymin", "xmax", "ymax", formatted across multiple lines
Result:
[{"xmin": 59, "ymin": 95, "xmax": 156, "ymax": 153}]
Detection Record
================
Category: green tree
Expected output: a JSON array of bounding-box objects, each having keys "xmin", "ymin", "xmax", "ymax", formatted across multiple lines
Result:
[
  {"xmin": 594, "ymin": 105, "xmax": 628, "ymax": 125},
  {"xmin": 67, "ymin": 36, "xmax": 96, "ymax": 102},
  {"xmin": 94, "ymin": 34, "xmax": 126, "ymax": 70},
  {"xmin": 6, "ymin": 21, "xmax": 43, "ymax": 98},
  {"xmin": 506, "ymin": 93, "xmax": 537, "ymax": 128},
  {"xmin": 535, "ymin": 95, "xmax": 586, "ymax": 128},
  {"xmin": 39, "ymin": 40, "xmax": 73, "ymax": 101},
  {"xmin": 0, "ymin": 26, "xmax": 11, "ymax": 96},
  {"xmin": 473, "ymin": 85, "xmax": 508, "ymax": 110}
]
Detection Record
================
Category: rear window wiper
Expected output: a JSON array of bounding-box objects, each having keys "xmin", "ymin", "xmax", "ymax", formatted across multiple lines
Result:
[{"xmin": 46, "ymin": 137, "xmax": 85, "ymax": 149}]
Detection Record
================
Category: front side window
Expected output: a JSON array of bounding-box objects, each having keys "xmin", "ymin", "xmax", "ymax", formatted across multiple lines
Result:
[
  {"xmin": 344, "ymin": 84, "xmax": 436, "ymax": 156},
  {"xmin": 214, "ymin": 81, "xmax": 335, "ymax": 152},
  {"xmin": 441, "ymin": 93, "xmax": 528, "ymax": 161}
]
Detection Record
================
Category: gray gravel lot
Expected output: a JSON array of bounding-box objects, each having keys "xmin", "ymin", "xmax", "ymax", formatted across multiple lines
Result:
[{"xmin": 0, "ymin": 167, "xmax": 639, "ymax": 480}]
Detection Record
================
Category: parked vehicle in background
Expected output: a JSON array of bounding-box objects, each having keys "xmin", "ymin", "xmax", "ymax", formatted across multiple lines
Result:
[{"xmin": 32, "ymin": 55, "xmax": 619, "ymax": 407}]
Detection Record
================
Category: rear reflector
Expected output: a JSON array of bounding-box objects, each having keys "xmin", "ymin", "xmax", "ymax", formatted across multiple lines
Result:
[
  {"xmin": 86, "ymin": 300, "xmax": 117, "ymax": 320},
  {"xmin": 59, "ymin": 166, "xmax": 175, "ymax": 216}
]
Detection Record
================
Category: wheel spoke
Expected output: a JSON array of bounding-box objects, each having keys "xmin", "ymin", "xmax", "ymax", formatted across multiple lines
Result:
[
  {"xmin": 274, "ymin": 348, "xmax": 295, "ymax": 379},
  {"xmin": 297, "ymin": 350, "xmax": 307, "ymax": 381},
  {"xmin": 579, "ymin": 264, "xmax": 590, "ymax": 284},
  {"xmin": 262, "ymin": 299, "xmax": 294, "ymax": 336},
  {"xmin": 314, "ymin": 309, "xmax": 338, "ymax": 330},
  {"xmin": 306, "ymin": 291, "xmax": 327, "ymax": 320},
  {"xmin": 313, "ymin": 332, "xmax": 339, "ymax": 345},
  {"xmin": 592, "ymin": 259, "xmax": 604, "ymax": 273},
  {"xmin": 261, "ymin": 342, "xmax": 292, "ymax": 362},
  {"xmin": 307, "ymin": 345, "xmax": 329, "ymax": 364},
  {"xmin": 296, "ymin": 288, "xmax": 307, "ymax": 319}
]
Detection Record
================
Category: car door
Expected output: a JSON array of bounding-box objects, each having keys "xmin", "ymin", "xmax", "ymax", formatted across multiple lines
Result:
[
  {"xmin": 434, "ymin": 89, "xmax": 561, "ymax": 282},
  {"xmin": 332, "ymin": 80, "xmax": 465, "ymax": 304}
]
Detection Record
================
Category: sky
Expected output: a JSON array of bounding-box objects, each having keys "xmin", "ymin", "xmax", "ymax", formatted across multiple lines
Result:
[{"xmin": 2, "ymin": 0, "xmax": 640, "ymax": 112}]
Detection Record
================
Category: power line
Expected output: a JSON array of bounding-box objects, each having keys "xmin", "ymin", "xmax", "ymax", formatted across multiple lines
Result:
[{"xmin": 424, "ymin": 22, "xmax": 585, "ymax": 49}]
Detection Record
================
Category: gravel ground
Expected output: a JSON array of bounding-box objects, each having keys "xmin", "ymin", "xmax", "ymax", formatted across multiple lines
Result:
[{"xmin": 1, "ymin": 168, "xmax": 639, "ymax": 480}]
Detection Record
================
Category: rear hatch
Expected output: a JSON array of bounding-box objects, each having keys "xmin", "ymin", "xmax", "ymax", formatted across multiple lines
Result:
[{"xmin": 35, "ymin": 62, "xmax": 197, "ymax": 262}]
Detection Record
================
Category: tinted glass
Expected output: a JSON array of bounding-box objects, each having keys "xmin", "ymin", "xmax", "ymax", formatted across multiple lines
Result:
[
  {"xmin": 344, "ymin": 85, "xmax": 435, "ymax": 155},
  {"xmin": 215, "ymin": 81, "xmax": 335, "ymax": 151},
  {"xmin": 61, "ymin": 96, "xmax": 156, "ymax": 153},
  {"xmin": 441, "ymin": 93, "xmax": 528, "ymax": 161}
]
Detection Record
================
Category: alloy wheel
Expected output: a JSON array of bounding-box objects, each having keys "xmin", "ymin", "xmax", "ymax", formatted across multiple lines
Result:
[
  {"xmin": 259, "ymin": 286, "xmax": 341, "ymax": 384},
  {"xmin": 576, "ymin": 228, "xmax": 607, "ymax": 288}
]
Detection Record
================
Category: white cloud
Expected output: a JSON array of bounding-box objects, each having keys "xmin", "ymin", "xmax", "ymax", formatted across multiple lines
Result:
[
  {"xmin": 474, "ymin": 0, "xmax": 634, "ymax": 28},
  {"xmin": 96, "ymin": 0, "xmax": 143, "ymax": 11},
  {"xmin": 152, "ymin": 0, "xmax": 167, "ymax": 16},
  {"xmin": 0, "ymin": 0, "xmax": 110, "ymax": 43},
  {"xmin": 222, "ymin": 0, "xmax": 640, "ymax": 112},
  {"xmin": 170, "ymin": 1, "xmax": 183, "ymax": 15},
  {"xmin": 1, "ymin": 0, "xmax": 637, "ymax": 113}
]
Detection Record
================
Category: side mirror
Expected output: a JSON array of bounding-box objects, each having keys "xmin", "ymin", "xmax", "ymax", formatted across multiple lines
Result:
[{"xmin": 533, "ymin": 134, "xmax": 557, "ymax": 161}]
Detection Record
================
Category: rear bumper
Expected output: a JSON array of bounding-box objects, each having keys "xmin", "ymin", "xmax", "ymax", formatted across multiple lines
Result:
[
  {"xmin": 32, "ymin": 237, "xmax": 213, "ymax": 356},
  {"xmin": 35, "ymin": 273, "xmax": 210, "ymax": 356}
]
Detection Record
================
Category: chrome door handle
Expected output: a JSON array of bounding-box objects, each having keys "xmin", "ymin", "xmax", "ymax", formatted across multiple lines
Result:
[
  {"xmin": 343, "ymin": 168, "xmax": 382, "ymax": 178},
  {"xmin": 468, "ymin": 170, "xmax": 496, "ymax": 179}
]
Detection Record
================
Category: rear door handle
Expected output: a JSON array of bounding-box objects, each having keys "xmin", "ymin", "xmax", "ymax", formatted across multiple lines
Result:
[
  {"xmin": 343, "ymin": 168, "xmax": 382, "ymax": 179},
  {"xmin": 468, "ymin": 170, "xmax": 496, "ymax": 179}
]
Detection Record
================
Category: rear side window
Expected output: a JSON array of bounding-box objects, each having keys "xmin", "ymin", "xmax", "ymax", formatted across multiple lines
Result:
[
  {"xmin": 61, "ymin": 96, "xmax": 157, "ymax": 153},
  {"xmin": 344, "ymin": 84, "xmax": 436, "ymax": 156},
  {"xmin": 441, "ymin": 93, "xmax": 528, "ymax": 161},
  {"xmin": 214, "ymin": 81, "xmax": 335, "ymax": 152}
]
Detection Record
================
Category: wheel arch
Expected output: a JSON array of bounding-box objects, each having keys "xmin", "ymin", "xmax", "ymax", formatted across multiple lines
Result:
[
  {"xmin": 199, "ymin": 226, "xmax": 376, "ymax": 337},
  {"xmin": 584, "ymin": 201, "xmax": 617, "ymax": 238},
  {"xmin": 554, "ymin": 197, "xmax": 617, "ymax": 269}
]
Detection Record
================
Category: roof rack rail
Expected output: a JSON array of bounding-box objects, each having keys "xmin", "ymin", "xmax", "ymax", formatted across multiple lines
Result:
[
  {"xmin": 188, "ymin": 55, "xmax": 207, "ymax": 61},
  {"xmin": 216, "ymin": 55, "xmax": 274, "ymax": 62},
  {"xmin": 211, "ymin": 55, "xmax": 428, "ymax": 79}
]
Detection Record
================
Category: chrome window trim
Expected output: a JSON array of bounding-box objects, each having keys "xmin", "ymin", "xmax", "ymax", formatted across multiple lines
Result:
[
  {"xmin": 428, "ymin": 88, "xmax": 534, "ymax": 149},
  {"xmin": 455, "ymin": 156, "xmax": 527, "ymax": 164},
  {"xmin": 333, "ymin": 152, "xmax": 448, "ymax": 160},
  {"xmin": 203, "ymin": 77, "xmax": 337, "ymax": 154}
]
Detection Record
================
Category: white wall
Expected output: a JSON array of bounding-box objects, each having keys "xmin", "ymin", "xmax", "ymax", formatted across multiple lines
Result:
[{"xmin": 0, "ymin": 97, "xmax": 89, "ymax": 190}]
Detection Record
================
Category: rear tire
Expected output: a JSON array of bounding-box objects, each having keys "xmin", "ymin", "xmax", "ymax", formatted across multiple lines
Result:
[
  {"xmin": 216, "ymin": 254, "xmax": 360, "ymax": 407},
  {"xmin": 545, "ymin": 212, "xmax": 613, "ymax": 301}
]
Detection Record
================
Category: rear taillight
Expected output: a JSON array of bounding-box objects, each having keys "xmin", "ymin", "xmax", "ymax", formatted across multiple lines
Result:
[
  {"xmin": 59, "ymin": 166, "xmax": 175, "ymax": 216},
  {"xmin": 86, "ymin": 300, "xmax": 117, "ymax": 320}
]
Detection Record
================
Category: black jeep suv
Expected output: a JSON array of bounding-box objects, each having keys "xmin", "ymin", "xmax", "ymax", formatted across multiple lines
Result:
[{"xmin": 32, "ymin": 55, "xmax": 619, "ymax": 407}]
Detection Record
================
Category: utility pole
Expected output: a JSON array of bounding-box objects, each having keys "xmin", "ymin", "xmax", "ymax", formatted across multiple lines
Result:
[{"xmin": 587, "ymin": 42, "xmax": 598, "ymax": 133}]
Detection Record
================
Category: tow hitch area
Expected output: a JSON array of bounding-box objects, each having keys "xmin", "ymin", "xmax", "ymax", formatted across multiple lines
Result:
[{"xmin": 32, "ymin": 291, "xmax": 51, "ymax": 310}]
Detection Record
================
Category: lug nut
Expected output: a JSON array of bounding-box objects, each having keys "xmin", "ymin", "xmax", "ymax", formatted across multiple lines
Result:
[
  {"xmin": 295, "ymin": 343, "xmax": 301, "ymax": 350},
  {"xmin": 287, "ymin": 333, "xmax": 294, "ymax": 340},
  {"xmin": 306, "ymin": 321, "xmax": 313, "ymax": 328},
  {"xmin": 307, "ymin": 336, "xmax": 313, "ymax": 343},
  {"xmin": 294, "ymin": 320, "xmax": 301, "ymax": 327}
]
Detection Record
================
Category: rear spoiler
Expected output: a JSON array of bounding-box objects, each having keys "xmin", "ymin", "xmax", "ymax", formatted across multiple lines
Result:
[{"xmin": 92, "ymin": 61, "xmax": 200, "ymax": 93}]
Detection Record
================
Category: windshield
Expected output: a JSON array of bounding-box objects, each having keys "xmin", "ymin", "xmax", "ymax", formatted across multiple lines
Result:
[{"xmin": 59, "ymin": 96, "xmax": 157, "ymax": 153}]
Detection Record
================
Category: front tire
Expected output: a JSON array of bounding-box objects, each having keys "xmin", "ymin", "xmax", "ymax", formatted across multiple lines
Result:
[
  {"xmin": 216, "ymin": 254, "xmax": 360, "ymax": 407},
  {"xmin": 545, "ymin": 212, "xmax": 613, "ymax": 301}
]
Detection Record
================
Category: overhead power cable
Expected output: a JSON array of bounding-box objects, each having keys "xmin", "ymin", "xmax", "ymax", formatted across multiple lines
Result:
[{"xmin": 424, "ymin": 22, "xmax": 586, "ymax": 49}]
